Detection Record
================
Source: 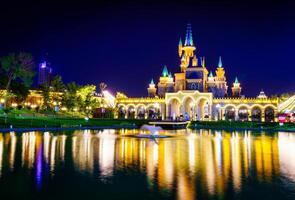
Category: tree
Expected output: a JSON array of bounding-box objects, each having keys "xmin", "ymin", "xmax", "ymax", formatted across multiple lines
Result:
[
  {"xmin": 50, "ymin": 75, "xmax": 65, "ymax": 92},
  {"xmin": 0, "ymin": 52, "xmax": 35, "ymax": 107},
  {"xmin": 77, "ymin": 85, "xmax": 97, "ymax": 112},
  {"xmin": 39, "ymin": 83, "xmax": 50, "ymax": 110},
  {"xmin": 10, "ymin": 81, "xmax": 30, "ymax": 105},
  {"xmin": 62, "ymin": 82, "xmax": 79, "ymax": 111},
  {"xmin": 50, "ymin": 75, "xmax": 65, "ymax": 109}
]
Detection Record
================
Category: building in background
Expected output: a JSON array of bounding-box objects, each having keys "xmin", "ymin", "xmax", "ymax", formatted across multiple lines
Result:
[{"xmin": 38, "ymin": 61, "xmax": 52, "ymax": 86}]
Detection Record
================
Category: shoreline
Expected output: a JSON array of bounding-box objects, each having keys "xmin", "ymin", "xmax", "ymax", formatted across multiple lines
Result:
[
  {"xmin": 0, "ymin": 124, "xmax": 138, "ymax": 133},
  {"xmin": 189, "ymin": 125, "xmax": 295, "ymax": 133},
  {"xmin": 1, "ymin": 117, "xmax": 295, "ymax": 133}
]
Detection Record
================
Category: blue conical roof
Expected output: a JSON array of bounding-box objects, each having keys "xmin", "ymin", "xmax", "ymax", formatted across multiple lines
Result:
[
  {"xmin": 162, "ymin": 65, "xmax": 169, "ymax": 77},
  {"xmin": 209, "ymin": 71, "xmax": 213, "ymax": 77},
  {"xmin": 184, "ymin": 24, "xmax": 194, "ymax": 46},
  {"xmin": 218, "ymin": 56, "xmax": 223, "ymax": 68}
]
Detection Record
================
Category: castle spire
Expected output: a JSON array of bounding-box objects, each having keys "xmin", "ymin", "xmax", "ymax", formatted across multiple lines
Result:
[
  {"xmin": 209, "ymin": 71, "xmax": 213, "ymax": 77},
  {"xmin": 178, "ymin": 37, "xmax": 183, "ymax": 57},
  {"xmin": 150, "ymin": 79, "xmax": 154, "ymax": 85},
  {"xmin": 202, "ymin": 56, "xmax": 205, "ymax": 67},
  {"xmin": 184, "ymin": 24, "xmax": 193, "ymax": 46},
  {"xmin": 218, "ymin": 56, "xmax": 223, "ymax": 68},
  {"xmin": 162, "ymin": 65, "xmax": 169, "ymax": 77},
  {"xmin": 199, "ymin": 57, "xmax": 203, "ymax": 66},
  {"xmin": 232, "ymin": 76, "xmax": 241, "ymax": 97}
]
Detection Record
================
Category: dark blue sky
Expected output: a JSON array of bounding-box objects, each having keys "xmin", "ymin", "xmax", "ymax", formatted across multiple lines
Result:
[{"xmin": 0, "ymin": 0, "xmax": 295, "ymax": 97}]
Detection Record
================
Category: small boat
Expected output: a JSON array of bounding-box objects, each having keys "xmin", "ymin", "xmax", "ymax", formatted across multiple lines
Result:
[{"xmin": 148, "ymin": 121, "xmax": 190, "ymax": 129}]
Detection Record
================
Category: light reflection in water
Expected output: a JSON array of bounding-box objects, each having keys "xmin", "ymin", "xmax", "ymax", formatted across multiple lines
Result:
[
  {"xmin": 0, "ymin": 130, "xmax": 295, "ymax": 199},
  {"xmin": 278, "ymin": 132, "xmax": 295, "ymax": 181},
  {"xmin": 98, "ymin": 130, "xmax": 116, "ymax": 177},
  {"xmin": 0, "ymin": 134, "xmax": 3, "ymax": 177},
  {"xmin": 8, "ymin": 132, "xmax": 17, "ymax": 170}
]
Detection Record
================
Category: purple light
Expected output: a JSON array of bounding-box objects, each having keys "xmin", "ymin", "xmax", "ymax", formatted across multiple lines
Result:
[
  {"xmin": 36, "ymin": 144, "xmax": 43, "ymax": 189},
  {"xmin": 40, "ymin": 62, "xmax": 47, "ymax": 69}
]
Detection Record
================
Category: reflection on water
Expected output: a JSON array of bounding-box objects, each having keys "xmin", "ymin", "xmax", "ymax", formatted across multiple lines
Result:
[{"xmin": 0, "ymin": 129, "xmax": 295, "ymax": 199}]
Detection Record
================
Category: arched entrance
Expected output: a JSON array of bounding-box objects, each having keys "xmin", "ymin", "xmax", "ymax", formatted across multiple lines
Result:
[
  {"xmin": 137, "ymin": 106, "xmax": 145, "ymax": 119},
  {"xmin": 265, "ymin": 107, "xmax": 275, "ymax": 122},
  {"xmin": 168, "ymin": 98, "xmax": 181, "ymax": 120},
  {"xmin": 183, "ymin": 97, "xmax": 195, "ymax": 120},
  {"xmin": 196, "ymin": 98, "xmax": 210, "ymax": 120},
  {"xmin": 127, "ymin": 106, "xmax": 136, "ymax": 119},
  {"xmin": 238, "ymin": 106, "xmax": 249, "ymax": 121},
  {"xmin": 146, "ymin": 105, "xmax": 160, "ymax": 119},
  {"xmin": 118, "ymin": 106, "xmax": 126, "ymax": 119},
  {"xmin": 224, "ymin": 106, "xmax": 236, "ymax": 120},
  {"xmin": 251, "ymin": 106, "xmax": 262, "ymax": 122}
]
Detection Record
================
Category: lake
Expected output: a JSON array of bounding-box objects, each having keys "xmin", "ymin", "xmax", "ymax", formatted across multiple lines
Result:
[{"xmin": 0, "ymin": 129, "xmax": 295, "ymax": 200}]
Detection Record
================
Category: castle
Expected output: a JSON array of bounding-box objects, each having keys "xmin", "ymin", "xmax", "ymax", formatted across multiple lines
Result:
[
  {"xmin": 148, "ymin": 24, "xmax": 242, "ymax": 99},
  {"xmin": 116, "ymin": 24, "xmax": 278, "ymax": 122}
]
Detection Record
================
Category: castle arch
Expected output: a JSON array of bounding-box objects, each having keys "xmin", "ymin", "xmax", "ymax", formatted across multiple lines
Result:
[{"xmin": 251, "ymin": 106, "xmax": 262, "ymax": 122}]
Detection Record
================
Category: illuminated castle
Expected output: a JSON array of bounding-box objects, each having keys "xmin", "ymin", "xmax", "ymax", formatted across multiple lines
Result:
[
  {"xmin": 118, "ymin": 24, "xmax": 279, "ymax": 122},
  {"xmin": 147, "ymin": 24, "xmax": 235, "ymax": 98}
]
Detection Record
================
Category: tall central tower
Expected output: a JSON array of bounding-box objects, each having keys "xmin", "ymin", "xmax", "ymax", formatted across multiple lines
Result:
[{"xmin": 178, "ymin": 24, "xmax": 196, "ymax": 73}]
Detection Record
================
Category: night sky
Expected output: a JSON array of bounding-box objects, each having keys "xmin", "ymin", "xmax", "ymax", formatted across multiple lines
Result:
[{"xmin": 0, "ymin": 0, "xmax": 295, "ymax": 97}]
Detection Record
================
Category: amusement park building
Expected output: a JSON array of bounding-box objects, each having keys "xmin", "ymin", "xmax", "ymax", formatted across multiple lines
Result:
[{"xmin": 116, "ymin": 24, "xmax": 279, "ymax": 122}]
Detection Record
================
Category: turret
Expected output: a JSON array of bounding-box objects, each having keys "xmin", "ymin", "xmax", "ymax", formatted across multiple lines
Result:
[
  {"xmin": 208, "ymin": 71, "xmax": 215, "ymax": 82},
  {"xmin": 215, "ymin": 56, "xmax": 225, "ymax": 78},
  {"xmin": 232, "ymin": 77, "xmax": 242, "ymax": 97},
  {"xmin": 207, "ymin": 71, "xmax": 216, "ymax": 93},
  {"xmin": 214, "ymin": 56, "xmax": 228, "ymax": 97},
  {"xmin": 147, "ymin": 79, "xmax": 157, "ymax": 97},
  {"xmin": 158, "ymin": 65, "xmax": 174, "ymax": 97}
]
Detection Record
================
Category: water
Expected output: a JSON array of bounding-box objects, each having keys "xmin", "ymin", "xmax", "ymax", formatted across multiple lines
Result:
[{"xmin": 0, "ymin": 129, "xmax": 295, "ymax": 200}]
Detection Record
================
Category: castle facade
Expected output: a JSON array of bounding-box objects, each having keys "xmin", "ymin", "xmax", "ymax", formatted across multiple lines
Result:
[{"xmin": 116, "ymin": 24, "xmax": 278, "ymax": 122}]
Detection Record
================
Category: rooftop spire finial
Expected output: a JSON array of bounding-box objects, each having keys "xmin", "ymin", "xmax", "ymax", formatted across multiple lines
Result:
[
  {"xmin": 218, "ymin": 56, "xmax": 223, "ymax": 68},
  {"xmin": 202, "ymin": 56, "xmax": 205, "ymax": 67},
  {"xmin": 150, "ymin": 79, "xmax": 154, "ymax": 85},
  {"xmin": 162, "ymin": 65, "xmax": 169, "ymax": 77},
  {"xmin": 184, "ymin": 23, "xmax": 193, "ymax": 46},
  {"xmin": 179, "ymin": 37, "xmax": 182, "ymax": 46},
  {"xmin": 209, "ymin": 71, "xmax": 213, "ymax": 77},
  {"xmin": 234, "ymin": 77, "xmax": 239, "ymax": 84}
]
